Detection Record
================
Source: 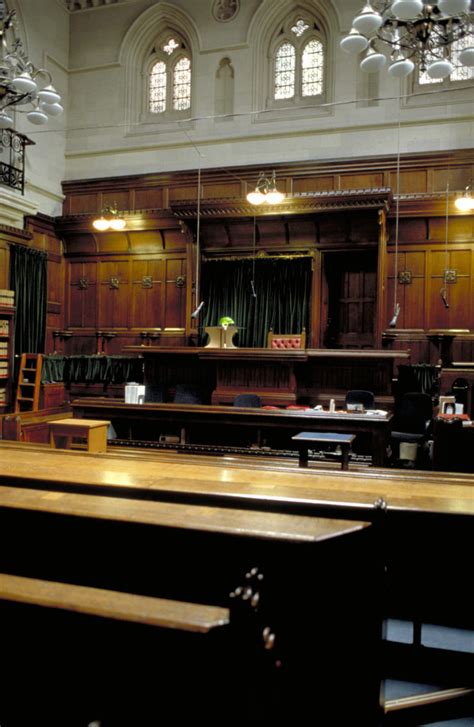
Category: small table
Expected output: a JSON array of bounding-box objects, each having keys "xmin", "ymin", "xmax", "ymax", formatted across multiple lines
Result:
[
  {"xmin": 292, "ymin": 431, "xmax": 356, "ymax": 470},
  {"xmin": 49, "ymin": 418, "xmax": 110, "ymax": 453}
]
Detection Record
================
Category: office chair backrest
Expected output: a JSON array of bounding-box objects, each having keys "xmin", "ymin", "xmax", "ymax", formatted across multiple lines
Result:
[
  {"xmin": 395, "ymin": 392, "xmax": 433, "ymax": 434},
  {"xmin": 173, "ymin": 384, "xmax": 207, "ymax": 404},
  {"xmin": 345, "ymin": 389, "xmax": 375, "ymax": 410},
  {"xmin": 233, "ymin": 393, "xmax": 261, "ymax": 408}
]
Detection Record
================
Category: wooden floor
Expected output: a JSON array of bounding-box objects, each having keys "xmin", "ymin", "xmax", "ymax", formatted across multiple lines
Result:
[{"xmin": 0, "ymin": 440, "xmax": 472, "ymax": 517}]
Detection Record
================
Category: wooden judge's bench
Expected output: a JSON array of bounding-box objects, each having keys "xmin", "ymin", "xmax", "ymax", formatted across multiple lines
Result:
[{"xmin": 123, "ymin": 345, "xmax": 408, "ymax": 408}]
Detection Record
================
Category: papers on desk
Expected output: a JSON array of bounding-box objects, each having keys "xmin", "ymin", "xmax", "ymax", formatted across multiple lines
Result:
[{"xmin": 365, "ymin": 409, "xmax": 389, "ymax": 417}]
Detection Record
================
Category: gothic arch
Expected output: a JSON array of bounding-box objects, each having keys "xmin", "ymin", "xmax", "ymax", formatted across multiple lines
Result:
[{"xmin": 119, "ymin": 2, "xmax": 201, "ymax": 132}]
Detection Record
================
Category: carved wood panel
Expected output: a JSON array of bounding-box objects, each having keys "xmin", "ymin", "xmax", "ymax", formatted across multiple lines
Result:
[
  {"xmin": 68, "ymin": 261, "xmax": 98, "ymax": 329},
  {"xmin": 164, "ymin": 257, "xmax": 187, "ymax": 329},
  {"xmin": 98, "ymin": 260, "xmax": 130, "ymax": 329},
  {"xmin": 131, "ymin": 259, "xmax": 165, "ymax": 329}
]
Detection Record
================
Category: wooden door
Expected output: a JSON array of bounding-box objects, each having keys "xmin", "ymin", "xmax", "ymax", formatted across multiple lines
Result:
[{"xmin": 323, "ymin": 252, "xmax": 377, "ymax": 349}]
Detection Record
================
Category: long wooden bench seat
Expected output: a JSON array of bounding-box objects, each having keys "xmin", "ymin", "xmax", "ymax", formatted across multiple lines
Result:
[
  {"xmin": 0, "ymin": 572, "xmax": 230, "ymax": 632},
  {"xmin": 0, "ymin": 475, "xmax": 382, "ymax": 724}
]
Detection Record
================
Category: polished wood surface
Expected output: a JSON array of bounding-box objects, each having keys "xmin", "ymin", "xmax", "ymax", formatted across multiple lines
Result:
[
  {"xmin": 0, "ymin": 441, "xmax": 471, "ymax": 516},
  {"xmin": 0, "ymin": 573, "xmax": 229, "ymax": 632},
  {"xmin": 49, "ymin": 417, "xmax": 110, "ymax": 453},
  {"xmin": 71, "ymin": 398, "xmax": 393, "ymax": 466}
]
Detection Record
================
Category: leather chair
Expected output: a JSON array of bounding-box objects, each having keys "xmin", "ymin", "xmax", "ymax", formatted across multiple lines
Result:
[
  {"xmin": 345, "ymin": 390, "xmax": 375, "ymax": 411},
  {"xmin": 233, "ymin": 393, "xmax": 261, "ymax": 408},
  {"xmin": 267, "ymin": 328, "xmax": 306, "ymax": 349},
  {"xmin": 390, "ymin": 392, "xmax": 433, "ymax": 467}
]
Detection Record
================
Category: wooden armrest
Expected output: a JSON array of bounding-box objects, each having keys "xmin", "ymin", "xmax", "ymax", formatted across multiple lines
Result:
[{"xmin": 0, "ymin": 573, "xmax": 229, "ymax": 633}]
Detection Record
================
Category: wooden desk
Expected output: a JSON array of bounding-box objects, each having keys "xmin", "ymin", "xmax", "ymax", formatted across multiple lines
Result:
[
  {"xmin": 50, "ymin": 417, "xmax": 110, "ymax": 453},
  {"xmin": 71, "ymin": 399, "xmax": 393, "ymax": 466}
]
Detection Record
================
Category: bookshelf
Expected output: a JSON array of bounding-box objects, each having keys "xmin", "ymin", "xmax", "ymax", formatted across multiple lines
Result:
[{"xmin": 0, "ymin": 290, "xmax": 16, "ymax": 413}]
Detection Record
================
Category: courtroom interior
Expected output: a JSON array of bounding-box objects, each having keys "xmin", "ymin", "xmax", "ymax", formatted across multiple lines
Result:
[{"xmin": 0, "ymin": 0, "xmax": 473, "ymax": 724}]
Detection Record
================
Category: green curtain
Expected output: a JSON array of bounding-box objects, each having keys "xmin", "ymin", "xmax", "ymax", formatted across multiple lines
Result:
[
  {"xmin": 200, "ymin": 257, "xmax": 312, "ymax": 347},
  {"xmin": 10, "ymin": 245, "xmax": 47, "ymax": 355}
]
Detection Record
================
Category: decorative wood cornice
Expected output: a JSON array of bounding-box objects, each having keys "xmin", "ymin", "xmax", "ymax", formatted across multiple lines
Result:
[{"xmin": 171, "ymin": 189, "xmax": 392, "ymax": 219}]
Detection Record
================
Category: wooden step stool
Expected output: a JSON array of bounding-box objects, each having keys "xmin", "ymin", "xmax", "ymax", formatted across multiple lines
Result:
[{"xmin": 49, "ymin": 418, "xmax": 110, "ymax": 453}]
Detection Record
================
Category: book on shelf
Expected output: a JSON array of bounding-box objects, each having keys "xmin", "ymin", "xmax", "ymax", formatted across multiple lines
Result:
[
  {"xmin": 0, "ymin": 289, "xmax": 15, "ymax": 307},
  {"xmin": 0, "ymin": 321, "xmax": 9, "ymax": 334}
]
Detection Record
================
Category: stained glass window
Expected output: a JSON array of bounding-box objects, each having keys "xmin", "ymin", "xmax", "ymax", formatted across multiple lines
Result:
[
  {"xmin": 274, "ymin": 42, "xmax": 296, "ymax": 99},
  {"xmin": 291, "ymin": 18, "xmax": 309, "ymax": 37},
  {"xmin": 173, "ymin": 57, "xmax": 192, "ymax": 110},
  {"xmin": 150, "ymin": 61, "xmax": 167, "ymax": 113},
  {"xmin": 302, "ymin": 39, "xmax": 323, "ymax": 97},
  {"xmin": 163, "ymin": 38, "xmax": 179, "ymax": 55}
]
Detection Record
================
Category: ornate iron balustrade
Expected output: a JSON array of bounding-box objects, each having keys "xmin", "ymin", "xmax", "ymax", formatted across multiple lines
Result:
[{"xmin": 0, "ymin": 129, "xmax": 33, "ymax": 194}]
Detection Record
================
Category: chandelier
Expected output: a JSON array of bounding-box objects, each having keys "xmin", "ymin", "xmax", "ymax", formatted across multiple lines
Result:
[
  {"xmin": 0, "ymin": 1, "xmax": 64, "ymax": 128},
  {"xmin": 92, "ymin": 204, "xmax": 126, "ymax": 231},
  {"xmin": 341, "ymin": 1, "xmax": 474, "ymax": 78},
  {"xmin": 246, "ymin": 171, "xmax": 285, "ymax": 205}
]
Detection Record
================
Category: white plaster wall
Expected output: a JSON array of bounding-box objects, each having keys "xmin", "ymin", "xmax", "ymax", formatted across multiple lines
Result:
[
  {"xmin": 13, "ymin": 0, "xmax": 70, "ymax": 215},
  {"xmin": 12, "ymin": 0, "xmax": 474, "ymax": 189}
]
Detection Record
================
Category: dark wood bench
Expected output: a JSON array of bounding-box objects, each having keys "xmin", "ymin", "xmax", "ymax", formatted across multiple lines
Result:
[
  {"xmin": 0, "ymin": 480, "xmax": 382, "ymax": 725},
  {"xmin": 292, "ymin": 431, "xmax": 356, "ymax": 469},
  {"xmin": 1, "ymin": 405, "xmax": 72, "ymax": 443}
]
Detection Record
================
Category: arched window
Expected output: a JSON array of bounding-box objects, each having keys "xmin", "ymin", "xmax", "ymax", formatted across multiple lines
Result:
[
  {"xmin": 147, "ymin": 33, "xmax": 191, "ymax": 116},
  {"xmin": 270, "ymin": 15, "xmax": 325, "ymax": 105}
]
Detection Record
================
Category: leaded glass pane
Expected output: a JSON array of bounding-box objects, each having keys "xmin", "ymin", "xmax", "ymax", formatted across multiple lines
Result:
[
  {"xmin": 302, "ymin": 39, "xmax": 323, "ymax": 96},
  {"xmin": 173, "ymin": 57, "xmax": 191, "ymax": 110},
  {"xmin": 163, "ymin": 38, "xmax": 179, "ymax": 55},
  {"xmin": 419, "ymin": 31, "xmax": 473, "ymax": 84},
  {"xmin": 150, "ymin": 60, "xmax": 167, "ymax": 113},
  {"xmin": 274, "ymin": 42, "xmax": 295, "ymax": 99},
  {"xmin": 291, "ymin": 18, "xmax": 309, "ymax": 37}
]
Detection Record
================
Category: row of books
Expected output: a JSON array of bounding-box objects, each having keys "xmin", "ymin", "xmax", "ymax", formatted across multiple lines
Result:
[
  {"xmin": 0, "ymin": 320, "xmax": 9, "ymax": 334},
  {"xmin": 0, "ymin": 289, "xmax": 15, "ymax": 307}
]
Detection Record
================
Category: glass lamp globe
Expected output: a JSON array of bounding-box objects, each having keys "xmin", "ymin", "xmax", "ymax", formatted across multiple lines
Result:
[
  {"xmin": 110, "ymin": 217, "xmax": 126, "ymax": 230},
  {"xmin": 340, "ymin": 29, "xmax": 369, "ymax": 54},
  {"xmin": 93, "ymin": 217, "xmax": 110, "ymax": 231},
  {"xmin": 0, "ymin": 111, "xmax": 13, "ymax": 128},
  {"xmin": 11, "ymin": 72, "xmax": 37, "ymax": 94},
  {"xmin": 360, "ymin": 48, "xmax": 387, "ymax": 72},
  {"xmin": 26, "ymin": 109, "xmax": 49, "ymax": 125},
  {"xmin": 266, "ymin": 191, "xmax": 285, "ymax": 204},
  {"xmin": 40, "ymin": 101, "xmax": 64, "ymax": 117},
  {"xmin": 247, "ymin": 191, "xmax": 265, "ymax": 205},
  {"xmin": 391, "ymin": 0, "xmax": 423, "ymax": 19},
  {"xmin": 458, "ymin": 46, "xmax": 474, "ymax": 66},
  {"xmin": 37, "ymin": 85, "xmax": 61, "ymax": 104},
  {"xmin": 388, "ymin": 56, "xmax": 415, "ymax": 77},
  {"xmin": 437, "ymin": 0, "xmax": 470, "ymax": 14},
  {"xmin": 426, "ymin": 59, "xmax": 454, "ymax": 79},
  {"xmin": 352, "ymin": 5, "xmax": 383, "ymax": 35}
]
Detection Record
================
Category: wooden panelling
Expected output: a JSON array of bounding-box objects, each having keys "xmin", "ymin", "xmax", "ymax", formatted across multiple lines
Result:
[
  {"xmin": 339, "ymin": 173, "xmax": 384, "ymax": 190},
  {"xmin": 258, "ymin": 220, "xmax": 288, "ymax": 247},
  {"xmin": 386, "ymin": 250, "xmax": 427, "ymax": 330},
  {"xmin": 131, "ymin": 259, "xmax": 165, "ymax": 330},
  {"xmin": 0, "ymin": 243, "xmax": 9, "ymax": 289},
  {"xmin": 286, "ymin": 219, "xmax": 317, "ymax": 246},
  {"xmin": 202, "ymin": 182, "xmax": 240, "ymax": 199},
  {"xmin": 162, "ymin": 229, "xmax": 187, "ymax": 251},
  {"xmin": 429, "ymin": 216, "xmax": 473, "ymax": 242},
  {"xmin": 394, "ymin": 219, "xmax": 428, "ymax": 243},
  {"xmin": 390, "ymin": 169, "xmax": 428, "ymax": 194},
  {"xmin": 293, "ymin": 176, "xmax": 334, "ymax": 193},
  {"xmin": 65, "ymin": 234, "xmax": 97, "ymax": 255},
  {"xmin": 128, "ymin": 231, "xmax": 164, "ymax": 252},
  {"xmin": 169, "ymin": 186, "xmax": 197, "ymax": 202},
  {"xmin": 226, "ymin": 221, "xmax": 255, "ymax": 247},
  {"xmin": 97, "ymin": 232, "xmax": 129, "ymax": 253},
  {"xmin": 69, "ymin": 194, "xmax": 98, "ymax": 215},
  {"xmin": 68, "ymin": 261, "xmax": 98, "ymax": 329},
  {"xmin": 98, "ymin": 260, "xmax": 130, "ymax": 329},
  {"xmin": 134, "ymin": 188, "xmax": 164, "ymax": 210},
  {"xmin": 164, "ymin": 258, "xmax": 187, "ymax": 329},
  {"xmin": 102, "ymin": 191, "xmax": 129, "ymax": 211},
  {"xmin": 200, "ymin": 222, "xmax": 230, "ymax": 248}
]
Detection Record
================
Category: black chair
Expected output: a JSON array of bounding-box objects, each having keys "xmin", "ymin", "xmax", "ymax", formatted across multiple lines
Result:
[
  {"xmin": 390, "ymin": 392, "xmax": 433, "ymax": 467},
  {"xmin": 345, "ymin": 390, "xmax": 375, "ymax": 410},
  {"xmin": 233, "ymin": 393, "xmax": 261, "ymax": 408},
  {"xmin": 144, "ymin": 384, "xmax": 166, "ymax": 403},
  {"xmin": 173, "ymin": 384, "xmax": 207, "ymax": 404}
]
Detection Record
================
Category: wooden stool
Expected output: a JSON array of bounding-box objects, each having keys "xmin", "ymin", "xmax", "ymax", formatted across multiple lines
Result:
[
  {"xmin": 292, "ymin": 431, "xmax": 356, "ymax": 470},
  {"xmin": 49, "ymin": 418, "xmax": 110, "ymax": 453}
]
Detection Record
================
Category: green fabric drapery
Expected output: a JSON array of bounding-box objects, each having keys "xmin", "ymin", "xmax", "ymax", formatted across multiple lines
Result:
[
  {"xmin": 10, "ymin": 244, "xmax": 47, "ymax": 356},
  {"xmin": 200, "ymin": 256, "xmax": 312, "ymax": 347},
  {"xmin": 41, "ymin": 355, "xmax": 144, "ymax": 385}
]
